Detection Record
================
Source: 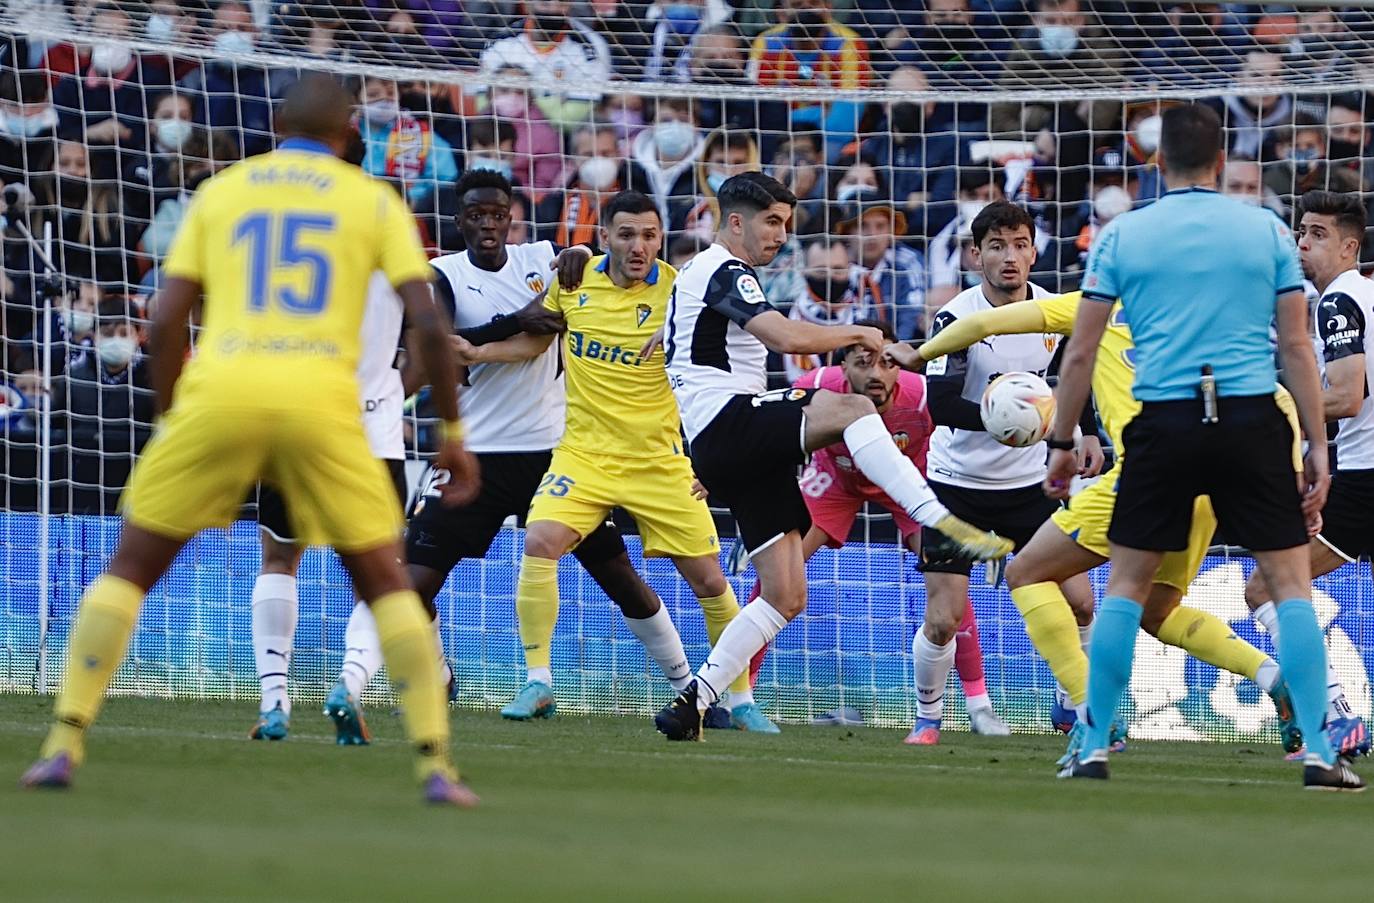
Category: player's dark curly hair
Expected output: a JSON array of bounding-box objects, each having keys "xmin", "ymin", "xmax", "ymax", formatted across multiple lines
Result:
[
  {"xmin": 1301, "ymin": 189, "xmax": 1368, "ymax": 242},
  {"xmin": 717, "ymin": 171, "xmax": 797, "ymax": 220},
  {"xmin": 455, "ymin": 168, "xmax": 513, "ymax": 207},
  {"xmin": 970, "ymin": 200, "xmax": 1035, "ymax": 248}
]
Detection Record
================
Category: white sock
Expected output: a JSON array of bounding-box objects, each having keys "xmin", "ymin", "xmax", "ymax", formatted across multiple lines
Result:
[
  {"xmin": 695, "ymin": 600, "xmax": 788, "ymax": 710},
  {"xmin": 1255, "ymin": 601, "xmax": 1350, "ymax": 720},
  {"xmin": 624, "ymin": 606, "xmax": 692, "ymax": 691},
  {"xmin": 1254, "ymin": 657, "xmax": 1280, "ymax": 693},
  {"xmin": 431, "ymin": 616, "xmax": 453, "ymax": 692},
  {"xmin": 1078, "ymin": 619, "xmax": 1094, "ymax": 654},
  {"xmin": 966, "ymin": 691, "xmax": 992, "ymax": 714},
  {"xmin": 252, "ymin": 573, "xmax": 298, "ymax": 716},
  {"xmin": 913, "ymin": 627, "xmax": 956, "ymax": 721},
  {"xmin": 527, "ymin": 666, "xmax": 553, "ymax": 687},
  {"xmin": 730, "ymin": 686, "xmax": 756, "ymax": 708},
  {"xmin": 844, "ymin": 414, "xmax": 948, "ymax": 527},
  {"xmin": 339, "ymin": 601, "xmax": 382, "ymax": 699}
]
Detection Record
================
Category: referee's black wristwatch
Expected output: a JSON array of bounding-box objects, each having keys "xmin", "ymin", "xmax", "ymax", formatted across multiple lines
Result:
[{"xmin": 1045, "ymin": 436, "xmax": 1075, "ymax": 451}]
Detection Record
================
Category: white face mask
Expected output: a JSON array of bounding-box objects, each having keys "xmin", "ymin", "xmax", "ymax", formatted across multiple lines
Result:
[
  {"xmin": 361, "ymin": 99, "xmax": 399, "ymax": 126},
  {"xmin": 579, "ymin": 156, "xmax": 619, "ymax": 190},
  {"xmin": 146, "ymin": 13, "xmax": 176, "ymax": 43},
  {"xmin": 1133, "ymin": 114, "xmax": 1162, "ymax": 155},
  {"xmin": 63, "ymin": 308, "xmax": 95, "ymax": 335},
  {"xmin": 98, "ymin": 335, "xmax": 137, "ymax": 368},
  {"xmin": 154, "ymin": 118, "xmax": 192, "ymax": 151},
  {"xmin": 1093, "ymin": 185, "xmax": 1132, "ymax": 223},
  {"xmin": 1038, "ymin": 24, "xmax": 1078, "ymax": 57},
  {"xmin": 1, "ymin": 107, "xmax": 57, "ymax": 138},
  {"xmin": 957, "ymin": 200, "xmax": 989, "ymax": 237},
  {"xmin": 654, "ymin": 120, "xmax": 696, "ymax": 159},
  {"xmin": 836, "ymin": 183, "xmax": 876, "ymax": 204},
  {"xmin": 90, "ymin": 41, "xmax": 133, "ymax": 73},
  {"xmin": 213, "ymin": 31, "xmax": 255, "ymax": 56}
]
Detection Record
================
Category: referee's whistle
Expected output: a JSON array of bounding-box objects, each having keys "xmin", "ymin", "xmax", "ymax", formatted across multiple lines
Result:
[{"xmin": 1200, "ymin": 365, "xmax": 1218, "ymax": 424}]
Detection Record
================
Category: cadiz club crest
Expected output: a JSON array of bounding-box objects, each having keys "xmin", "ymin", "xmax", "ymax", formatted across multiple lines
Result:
[
  {"xmin": 525, "ymin": 271, "xmax": 546, "ymax": 294},
  {"xmin": 636, "ymin": 303, "xmax": 652, "ymax": 328}
]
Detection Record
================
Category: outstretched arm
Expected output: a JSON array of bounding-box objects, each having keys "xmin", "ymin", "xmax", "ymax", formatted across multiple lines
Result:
[
  {"xmin": 451, "ymin": 331, "xmax": 556, "ymax": 366},
  {"xmin": 746, "ymin": 310, "xmax": 884, "ymax": 356}
]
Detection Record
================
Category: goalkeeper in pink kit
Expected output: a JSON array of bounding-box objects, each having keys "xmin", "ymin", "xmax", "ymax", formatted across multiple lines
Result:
[{"xmin": 744, "ymin": 320, "xmax": 1011, "ymax": 735}]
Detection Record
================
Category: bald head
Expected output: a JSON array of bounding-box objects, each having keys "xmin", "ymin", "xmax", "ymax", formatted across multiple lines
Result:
[{"xmin": 277, "ymin": 73, "xmax": 354, "ymax": 149}]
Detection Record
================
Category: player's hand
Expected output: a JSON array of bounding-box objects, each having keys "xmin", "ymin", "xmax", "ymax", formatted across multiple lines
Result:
[
  {"xmin": 552, "ymin": 245, "xmax": 593, "ymax": 292},
  {"xmin": 515, "ymin": 296, "xmax": 566, "ymax": 335},
  {"xmin": 882, "ymin": 341, "xmax": 922, "ymax": 371},
  {"xmin": 1306, "ymin": 510, "xmax": 1323, "ymax": 539},
  {"xmin": 1044, "ymin": 447, "xmax": 1077, "ymax": 499},
  {"xmin": 1077, "ymin": 434, "xmax": 1104, "ymax": 478},
  {"xmin": 434, "ymin": 437, "xmax": 481, "ymax": 507},
  {"xmin": 689, "ymin": 477, "xmax": 707, "ymax": 501},
  {"xmin": 450, "ymin": 334, "xmax": 482, "ymax": 366},
  {"xmin": 639, "ymin": 326, "xmax": 666, "ymax": 359},
  {"xmin": 850, "ymin": 325, "xmax": 885, "ymax": 354},
  {"xmin": 1300, "ymin": 448, "xmax": 1330, "ymax": 524}
]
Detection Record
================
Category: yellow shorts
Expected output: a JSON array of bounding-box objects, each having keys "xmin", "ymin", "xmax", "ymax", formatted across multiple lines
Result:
[
  {"xmin": 1051, "ymin": 468, "xmax": 1217, "ymax": 592},
  {"xmin": 121, "ymin": 402, "xmax": 401, "ymax": 553},
  {"xmin": 526, "ymin": 445, "xmax": 719, "ymax": 559}
]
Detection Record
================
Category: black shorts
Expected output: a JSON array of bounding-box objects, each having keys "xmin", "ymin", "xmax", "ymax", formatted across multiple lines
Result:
[
  {"xmin": 1109, "ymin": 395, "xmax": 1307, "ymax": 552},
  {"xmin": 404, "ymin": 450, "xmax": 626, "ymax": 576},
  {"xmin": 919, "ymin": 480, "xmax": 1059, "ymax": 575},
  {"xmin": 689, "ymin": 388, "xmax": 816, "ymax": 555},
  {"xmin": 1318, "ymin": 468, "xmax": 1374, "ymax": 560},
  {"xmin": 257, "ymin": 458, "xmax": 408, "ymax": 544}
]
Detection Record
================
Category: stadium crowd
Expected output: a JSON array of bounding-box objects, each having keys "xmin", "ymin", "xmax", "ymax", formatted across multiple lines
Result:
[{"xmin": 1, "ymin": 0, "xmax": 1373, "ymax": 509}]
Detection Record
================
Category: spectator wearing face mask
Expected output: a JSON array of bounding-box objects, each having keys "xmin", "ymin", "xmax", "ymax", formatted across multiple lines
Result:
[
  {"xmin": 993, "ymin": 0, "xmax": 1125, "ymax": 135},
  {"xmin": 52, "ymin": 296, "xmax": 155, "ymax": 513},
  {"xmin": 487, "ymin": 73, "xmax": 563, "ymax": 192},
  {"xmin": 834, "ymin": 191, "xmax": 926, "ymax": 341},
  {"xmin": 926, "ymin": 167, "xmax": 1004, "ymax": 314},
  {"xmin": 1215, "ymin": 49, "xmax": 1293, "ymax": 159},
  {"xmin": 52, "ymin": 3, "xmax": 169, "ymax": 153},
  {"xmin": 676, "ymin": 128, "xmax": 759, "ymax": 241},
  {"xmin": 358, "ymin": 75, "xmax": 458, "ymax": 207},
  {"xmin": 878, "ymin": 0, "xmax": 1003, "ymax": 84},
  {"xmin": 782, "ymin": 236, "xmax": 879, "ymax": 383},
  {"xmin": 630, "ymin": 95, "xmax": 704, "ymax": 229},
  {"xmin": 1066, "ymin": 150, "xmax": 1136, "ymax": 277},
  {"xmin": 463, "ymin": 117, "xmax": 518, "ymax": 185},
  {"xmin": 179, "ymin": 0, "xmax": 293, "ymax": 157},
  {"xmin": 140, "ymin": 0, "xmax": 201, "ymax": 82},
  {"xmin": 749, "ymin": 0, "xmax": 872, "ymax": 161},
  {"xmin": 536, "ymin": 123, "xmax": 648, "ymax": 251},
  {"xmin": 861, "ymin": 67, "xmax": 981, "ymax": 241},
  {"xmin": 121, "ymin": 91, "xmax": 196, "ymax": 227},
  {"xmin": 686, "ymin": 25, "xmax": 766, "ymax": 134},
  {"xmin": 0, "ymin": 69, "xmax": 57, "ymax": 185},
  {"xmin": 642, "ymin": 0, "xmax": 734, "ymax": 82},
  {"xmin": 138, "ymin": 128, "xmax": 239, "ymax": 270},
  {"xmin": 1263, "ymin": 119, "xmax": 1362, "ymax": 217},
  {"xmin": 1327, "ymin": 102, "xmax": 1374, "ymax": 190},
  {"xmin": 31, "ymin": 139, "xmax": 135, "ymax": 285},
  {"xmin": 477, "ymin": 0, "xmax": 613, "ymax": 131},
  {"xmin": 18, "ymin": 279, "xmax": 101, "ymax": 378}
]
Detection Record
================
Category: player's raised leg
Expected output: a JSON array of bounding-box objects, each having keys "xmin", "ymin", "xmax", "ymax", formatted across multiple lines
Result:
[
  {"xmin": 249, "ymin": 524, "xmax": 303, "ymax": 741},
  {"xmin": 22, "ymin": 525, "xmax": 187, "ymax": 788}
]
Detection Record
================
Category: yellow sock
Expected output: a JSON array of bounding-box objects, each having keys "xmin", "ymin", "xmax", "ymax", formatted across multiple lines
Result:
[
  {"xmin": 371, "ymin": 590, "xmax": 454, "ymax": 783},
  {"xmin": 1011, "ymin": 581, "xmax": 1089, "ymax": 706},
  {"xmin": 516, "ymin": 555, "xmax": 559, "ymax": 674},
  {"xmin": 40, "ymin": 575, "xmax": 144, "ymax": 765},
  {"xmin": 1156, "ymin": 605, "xmax": 1268, "ymax": 682},
  {"xmin": 697, "ymin": 587, "xmax": 750, "ymax": 694}
]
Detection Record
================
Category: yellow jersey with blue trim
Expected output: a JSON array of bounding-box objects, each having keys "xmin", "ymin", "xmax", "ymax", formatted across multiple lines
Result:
[
  {"xmin": 544, "ymin": 255, "xmax": 681, "ymax": 458},
  {"xmin": 1036, "ymin": 292, "xmax": 1137, "ymax": 455},
  {"xmin": 161, "ymin": 138, "xmax": 432, "ymax": 416}
]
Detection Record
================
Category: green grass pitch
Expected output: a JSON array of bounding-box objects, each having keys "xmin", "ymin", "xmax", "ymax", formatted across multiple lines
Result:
[{"xmin": 0, "ymin": 693, "xmax": 1366, "ymax": 901}]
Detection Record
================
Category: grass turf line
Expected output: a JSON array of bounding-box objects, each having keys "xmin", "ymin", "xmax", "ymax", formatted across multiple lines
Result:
[{"xmin": 0, "ymin": 693, "xmax": 1365, "ymax": 902}]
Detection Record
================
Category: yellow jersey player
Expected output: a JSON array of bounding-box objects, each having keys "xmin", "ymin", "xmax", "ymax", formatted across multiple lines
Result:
[
  {"xmin": 20, "ymin": 75, "xmax": 481, "ymax": 807},
  {"xmin": 890, "ymin": 291, "xmax": 1302, "ymax": 760},
  {"xmin": 452, "ymin": 190, "xmax": 777, "ymax": 731}
]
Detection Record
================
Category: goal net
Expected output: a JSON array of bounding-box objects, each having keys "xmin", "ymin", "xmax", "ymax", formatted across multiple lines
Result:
[{"xmin": 1, "ymin": 0, "xmax": 1372, "ymax": 739}]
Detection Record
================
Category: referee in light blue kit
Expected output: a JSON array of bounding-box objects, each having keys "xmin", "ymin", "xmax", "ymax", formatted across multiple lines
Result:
[{"xmin": 1044, "ymin": 103, "xmax": 1363, "ymax": 791}]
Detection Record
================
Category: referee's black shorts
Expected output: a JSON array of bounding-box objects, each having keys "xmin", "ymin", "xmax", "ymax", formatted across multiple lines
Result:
[{"xmin": 1109, "ymin": 394, "xmax": 1307, "ymax": 553}]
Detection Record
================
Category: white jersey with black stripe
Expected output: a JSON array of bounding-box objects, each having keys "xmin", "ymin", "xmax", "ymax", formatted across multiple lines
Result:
[
  {"xmin": 431, "ymin": 243, "xmax": 566, "ymax": 453},
  {"xmin": 357, "ymin": 272, "xmax": 406, "ymax": 460},
  {"xmin": 664, "ymin": 242, "xmax": 778, "ymax": 441},
  {"xmin": 1316, "ymin": 268, "xmax": 1374, "ymax": 471}
]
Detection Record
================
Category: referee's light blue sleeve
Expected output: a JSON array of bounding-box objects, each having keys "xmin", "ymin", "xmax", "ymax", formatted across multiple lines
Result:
[
  {"xmin": 1271, "ymin": 218, "xmax": 1304, "ymax": 294},
  {"xmin": 1081, "ymin": 219, "xmax": 1121, "ymax": 302}
]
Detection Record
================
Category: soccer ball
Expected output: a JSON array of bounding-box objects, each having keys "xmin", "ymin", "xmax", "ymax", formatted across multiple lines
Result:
[{"xmin": 980, "ymin": 372, "xmax": 1055, "ymax": 447}]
